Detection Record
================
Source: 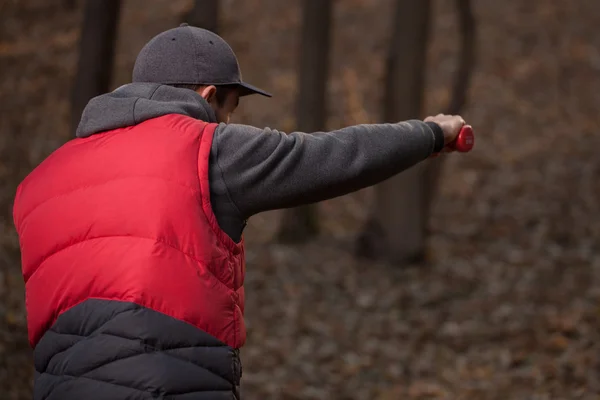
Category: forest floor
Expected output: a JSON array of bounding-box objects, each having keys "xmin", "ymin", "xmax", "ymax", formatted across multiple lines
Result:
[{"xmin": 1, "ymin": 0, "xmax": 600, "ymax": 399}]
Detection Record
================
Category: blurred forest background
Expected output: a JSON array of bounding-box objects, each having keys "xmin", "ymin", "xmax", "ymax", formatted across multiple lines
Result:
[{"xmin": 1, "ymin": 0, "xmax": 600, "ymax": 399}]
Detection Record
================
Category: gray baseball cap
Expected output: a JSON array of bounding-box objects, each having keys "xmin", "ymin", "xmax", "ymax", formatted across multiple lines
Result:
[{"xmin": 133, "ymin": 24, "xmax": 271, "ymax": 97}]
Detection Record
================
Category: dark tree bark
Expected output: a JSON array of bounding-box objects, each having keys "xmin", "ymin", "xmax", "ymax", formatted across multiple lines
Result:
[
  {"xmin": 277, "ymin": 0, "xmax": 333, "ymax": 244},
  {"xmin": 63, "ymin": 0, "xmax": 78, "ymax": 10},
  {"xmin": 424, "ymin": 0, "xmax": 477, "ymax": 213},
  {"xmin": 71, "ymin": 0, "xmax": 121, "ymax": 133},
  {"xmin": 183, "ymin": 0, "xmax": 219, "ymax": 33},
  {"xmin": 355, "ymin": 0, "xmax": 432, "ymax": 263}
]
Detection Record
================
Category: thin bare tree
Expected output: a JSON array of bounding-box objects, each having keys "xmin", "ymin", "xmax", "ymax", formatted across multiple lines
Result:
[
  {"xmin": 424, "ymin": 0, "xmax": 477, "ymax": 213},
  {"xmin": 183, "ymin": 0, "xmax": 219, "ymax": 33},
  {"xmin": 71, "ymin": 0, "xmax": 121, "ymax": 133}
]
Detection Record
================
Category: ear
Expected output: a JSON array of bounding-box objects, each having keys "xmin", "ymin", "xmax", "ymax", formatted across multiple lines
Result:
[{"xmin": 198, "ymin": 85, "xmax": 218, "ymax": 103}]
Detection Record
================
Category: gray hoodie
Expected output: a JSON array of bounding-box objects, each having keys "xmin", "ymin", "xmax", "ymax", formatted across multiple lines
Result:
[{"xmin": 77, "ymin": 83, "xmax": 444, "ymax": 242}]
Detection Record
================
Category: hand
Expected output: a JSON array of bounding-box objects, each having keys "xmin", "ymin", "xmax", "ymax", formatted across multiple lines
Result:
[{"xmin": 424, "ymin": 114, "xmax": 466, "ymax": 145}]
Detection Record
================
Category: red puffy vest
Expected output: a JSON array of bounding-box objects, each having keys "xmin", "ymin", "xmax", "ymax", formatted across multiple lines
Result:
[{"xmin": 13, "ymin": 114, "xmax": 246, "ymax": 349}]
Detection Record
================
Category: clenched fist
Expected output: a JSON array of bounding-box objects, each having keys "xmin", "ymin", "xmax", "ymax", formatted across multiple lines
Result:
[{"xmin": 425, "ymin": 114, "xmax": 466, "ymax": 145}]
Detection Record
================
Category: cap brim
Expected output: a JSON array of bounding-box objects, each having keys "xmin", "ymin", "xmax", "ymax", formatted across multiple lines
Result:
[{"xmin": 238, "ymin": 82, "xmax": 272, "ymax": 97}]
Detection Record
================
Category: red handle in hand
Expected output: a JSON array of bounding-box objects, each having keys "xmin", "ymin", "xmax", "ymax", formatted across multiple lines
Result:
[{"xmin": 447, "ymin": 125, "xmax": 475, "ymax": 152}]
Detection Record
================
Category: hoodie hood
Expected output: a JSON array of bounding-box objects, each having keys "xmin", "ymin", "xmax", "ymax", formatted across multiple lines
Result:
[{"xmin": 76, "ymin": 83, "xmax": 218, "ymax": 138}]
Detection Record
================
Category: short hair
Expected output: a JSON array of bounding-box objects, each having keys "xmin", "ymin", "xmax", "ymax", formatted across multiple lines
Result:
[{"xmin": 169, "ymin": 83, "xmax": 235, "ymax": 107}]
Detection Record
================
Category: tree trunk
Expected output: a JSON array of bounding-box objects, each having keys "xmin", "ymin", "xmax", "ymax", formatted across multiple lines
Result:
[
  {"xmin": 355, "ymin": 0, "xmax": 431, "ymax": 264},
  {"xmin": 63, "ymin": 0, "xmax": 77, "ymax": 10},
  {"xmin": 277, "ymin": 0, "xmax": 333, "ymax": 244},
  {"xmin": 183, "ymin": 0, "xmax": 219, "ymax": 33},
  {"xmin": 71, "ymin": 0, "xmax": 121, "ymax": 134},
  {"xmin": 424, "ymin": 0, "xmax": 476, "ymax": 213}
]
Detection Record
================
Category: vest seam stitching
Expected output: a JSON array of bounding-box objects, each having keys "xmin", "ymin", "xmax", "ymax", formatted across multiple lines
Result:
[
  {"xmin": 18, "ymin": 175, "xmax": 200, "ymax": 231},
  {"xmin": 38, "ymin": 372, "xmax": 234, "ymax": 397},
  {"xmin": 26, "ymin": 235, "xmax": 228, "ymax": 290}
]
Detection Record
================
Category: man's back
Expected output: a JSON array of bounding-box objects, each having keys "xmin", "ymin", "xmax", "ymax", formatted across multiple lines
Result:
[{"xmin": 14, "ymin": 114, "xmax": 244, "ymax": 399}]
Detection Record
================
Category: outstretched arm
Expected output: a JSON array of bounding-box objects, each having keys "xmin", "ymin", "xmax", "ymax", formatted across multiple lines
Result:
[{"xmin": 210, "ymin": 120, "xmax": 445, "ymax": 219}]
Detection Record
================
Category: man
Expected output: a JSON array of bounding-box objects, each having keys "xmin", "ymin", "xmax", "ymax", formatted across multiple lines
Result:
[{"xmin": 13, "ymin": 24, "xmax": 469, "ymax": 399}]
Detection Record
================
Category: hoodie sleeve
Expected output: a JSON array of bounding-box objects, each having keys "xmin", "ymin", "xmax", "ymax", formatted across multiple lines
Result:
[{"xmin": 209, "ymin": 120, "xmax": 444, "ymax": 221}]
